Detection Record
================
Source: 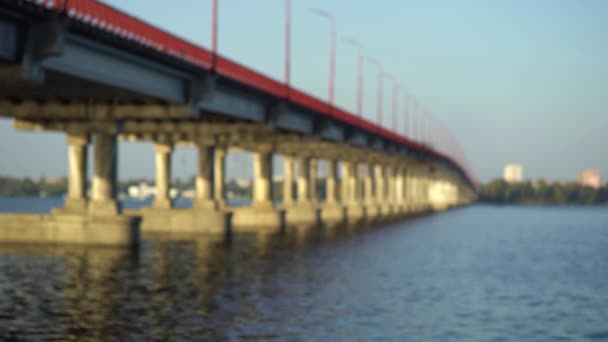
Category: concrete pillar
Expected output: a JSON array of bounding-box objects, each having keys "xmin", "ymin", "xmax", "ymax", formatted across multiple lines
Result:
[
  {"xmin": 320, "ymin": 158, "xmax": 344, "ymax": 224},
  {"xmin": 364, "ymin": 164, "xmax": 374, "ymax": 204},
  {"xmin": 355, "ymin": 163, "xmax": 364, "ymax": 203},
  {"xmin": 342, "ymin": 161, "xmax": 356, "ymax": 203},
  {"xmin": 195, "ymin": 144, "xmax": 216, "ymax": 209},
  {"xmin": 420, "ymin": 173, "xmax": 429, "ymax": 206},
  {"xmin": 153, "ymin": 142, "xmax": 173, "ymax": 209},
  {"xmin": 89, "ymin": 131, "xmax": 118, "ymax": 215},
  {"xmin": 395, "ymin": 167, "xmax": 404, "ymax": 207},
  {"xmin": 341, "ymin": 161, "xmax": 350, "ymax": 203},
  {"xmin": 283, "ymin": 156, "xmax": 295, "ymax": 206},
  {"xmin": 309, "ymin": 158, "xmax": 318, "ymax": 204},
  {"xmin": 387, "ymin": 166, "xmax": 396, "ymax": 204},
  {"xmin": 64, "ymin": 132, "xmax": 89, "ymax": 212},
  {"xmin": 326, "ymin": 159, "xmax": 338, "ymax": 204},
  {"xmin": 414, "ymin": 170, "xmax": 422, "ymax": 207},
  {"xmin": 214, "ymin": 147, "xmax": 226, "ymax": 208},
  {"xmin": 252, "ymin": 150, "xmax": 273, "ymax": 209},
  {"xmin": 297, "ymin": 156, "xmax": 310, "ymax": 205},
  {"xmin": 406, "ymin": 169, "xmax": 415, "ymax": 207},
  {"xmin": 375, "ymin": 165, "xmax": 385, "ymax": 204},
  {"xmin": 341, "ymin": 160, "xmax": 363, "ymax": 223}
]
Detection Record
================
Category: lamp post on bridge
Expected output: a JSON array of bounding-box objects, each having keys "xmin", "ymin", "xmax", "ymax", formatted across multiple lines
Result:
[
  {"xmin": 309, "ymin": 8, "xmax": 336, "ymax": 108},
  {"xmin": 342, "ymin": 37, "xmax": 364, "ymax": 117},
  {"xmin": 365, "ymin": 58, "xmax": 383, "ymax": 126},
  {"xmin": 402, "ymin": 88, "xmax": 410, "ymax": 138},
  {"xmin": 419, "ymin": 106, "xmax": 427, "ymax": 146},
  {"xmin": 411, "ymin": 97, "xmax": 418, "ymax": 142},
  {"xmin": 212, "ymin": 0, "xmax": 293, "ymax": 87},
  {"xmin": 211, "ymin": 0, "xmax": 218, "ymax": 70},
  {"xmin": 380, "ymin": 72, "xmax": 397, "ymax": 130},
  {"xmin": 390, "ymin": 79, "xmax": 403, "ymax": 135},
  {"xmin": 284, "ymin": 0, "xmax": 291, "ymax": 88}
]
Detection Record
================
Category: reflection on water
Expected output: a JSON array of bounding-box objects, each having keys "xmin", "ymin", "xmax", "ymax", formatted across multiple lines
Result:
[{"xmin": 1, "ymin": 205, "xmax": 608, "ymax": 340}]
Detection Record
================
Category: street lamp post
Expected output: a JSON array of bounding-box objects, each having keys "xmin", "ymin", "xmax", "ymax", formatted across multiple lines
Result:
[
  {"xmin": 402, "ymin": 89, "xmax": 409, "ymax": 138},
  {"xmin": 342, "ymin": 37, "xmax": 364, "ymax": 117},
  {"xmin": 411, "ymin": 97, "xmax": 418, "ymax": 141},
  {"xmin": 380, "ymin": 72, "xmax": 396, "ymax": 130},
  {"xmin": 391, "ymin": 80, "xmax": 401, "ymax": 134},
  {"xmin": 310, "ymin": 9, "xmax": 336, "ymax": 107},
  {"xmin": 421, "ymin": 107, "xmax": 429, "ymax": 146},
  {"xmin": 211, "ymin": 0, "xmax": 218, "ymax": 70},
  {"xmin": 285, "ymin": 0, "xmax": 291, "ymax": 87},
  {"xmin": 366, "ymin": 58, "xmax": 382, "ymax": 126}
]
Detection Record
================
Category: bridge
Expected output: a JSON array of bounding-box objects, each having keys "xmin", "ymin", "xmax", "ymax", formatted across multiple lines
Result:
[{"xmin": 0, "ymin": 0, "xmax": 476, "ymax": 246}]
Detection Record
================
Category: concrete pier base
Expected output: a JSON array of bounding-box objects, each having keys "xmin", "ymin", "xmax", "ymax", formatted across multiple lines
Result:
[
  {"xmin": 345, "ymin": 204, "xmax": 365, "ymax": 224},
  {"xmin": 390, "ymin": 204, "xmax": 407, "ymax": 218},
  {"xmin": 231, "ymin": 207, "xmax": 285, "ymax": 231},
  {"xmin": 0, "ymin": 212, "xmax": 138, "ymax": 246},
  {"xmin": 379, "ymin": 204, "xmax": 393, "ymax": 217},
  {"xmin": 134, "ymin": 208, "xmax": 227, "ymax": 233},
  {"xmin": 364, "ymin": 204, "xmax": 380, "ymax": 222},
  {"xmin": 320, "ymin": 204, "xmax": 346, "ymax": 225},
  {"xmin": 285, "ymin": 205, "xmax": 320, "ymax": 227},
  {"xmin": 321, "ymin": 222, "xmax": 346, "ymax": 239}
]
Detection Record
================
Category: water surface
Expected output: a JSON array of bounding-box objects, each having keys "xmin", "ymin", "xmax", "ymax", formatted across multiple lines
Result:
[{"xmin": 0, "ymin": 203, "xmax": 607, "ymax": 340}]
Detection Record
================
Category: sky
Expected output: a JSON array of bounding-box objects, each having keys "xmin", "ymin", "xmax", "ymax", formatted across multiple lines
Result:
[{"xmin": 1, "ymin": 0, "xmax": 607, "ymax": 182}]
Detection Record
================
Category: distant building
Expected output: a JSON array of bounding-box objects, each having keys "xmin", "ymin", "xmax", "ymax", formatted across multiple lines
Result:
[
  {"xmin": 577, "ymin": 169, "xmax": 601, "ymax": 189},
  {"xmin": 503, "ymin": 163, "xmax": 523, "ymax": 183}
]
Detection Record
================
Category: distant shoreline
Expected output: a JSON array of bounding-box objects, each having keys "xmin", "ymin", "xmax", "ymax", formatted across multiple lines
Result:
[{"xmin": 478, "ymin": 179, "xmax": 608, "ymax": 206}]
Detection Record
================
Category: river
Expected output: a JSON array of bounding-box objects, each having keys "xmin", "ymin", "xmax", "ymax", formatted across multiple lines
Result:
[{"xmin": 0, "ymin": 200, "xmax": 607, "ymax": 340}]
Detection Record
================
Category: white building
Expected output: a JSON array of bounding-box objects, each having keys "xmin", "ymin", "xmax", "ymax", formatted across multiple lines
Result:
[
  {"xmin": 503, "ymin": 163, "xmax": 523, "ymax": 183},
  {"xmin": 127, "ymin": 182, "xmax": 156, "ymax": 199}
]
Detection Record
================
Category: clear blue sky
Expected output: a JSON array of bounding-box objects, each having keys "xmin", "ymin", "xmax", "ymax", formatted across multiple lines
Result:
[{"xmin": 1, "ymin": 0, "xmax": 607, "ymax": 182}]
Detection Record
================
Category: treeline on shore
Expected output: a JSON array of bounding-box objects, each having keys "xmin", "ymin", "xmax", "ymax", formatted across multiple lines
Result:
[
  {"xmin": 6, "ymin": 175, "xmax": 607, "ymax": 205},
  {"xmin": 0, "ymin": 176, "xmax": 67, "ymax": 197},
  {"xmin": 0, "ymin": 176, "xmax": 328, "ymax": 199},
  {"xmin": 479, "ymin": 179, "xmax": 608, "ymax": 205}
]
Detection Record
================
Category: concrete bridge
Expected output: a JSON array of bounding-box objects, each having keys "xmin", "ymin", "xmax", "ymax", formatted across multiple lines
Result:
[{"xmin": 0, "ymin": 0, "xmax": 476, "ymax": 246}]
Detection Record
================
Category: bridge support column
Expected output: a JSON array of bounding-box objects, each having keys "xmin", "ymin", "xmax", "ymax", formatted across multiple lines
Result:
[
  {"xmin": 6, "ymin": 128, "xmax": 137, "ymax": 246},
  {"xmin": 297, "ymin": 156, "xmax": 311, "ymax": 206},
  {"xmin": 394, "ymin": 167, "xmax": 405, "ymax": 215},
  {"xmin": 89, "ymin": 131, "xmax": 119, "ymax": 215},
  {"xmin": 386, "ymin": 166, "xmax": 396, "ymax": 217},
  {"xmin": 309, "ymin": 159, "xmax": 319, "ymax": 205},
  {"xmin": 415, "ymin": 169, "xmax": 424, "ymax": 212},
  {"xmin": 64, "ymin": 131, "xmax": 89, "ymax": 212},
  {"xmin": 283, "ymin": 156, "xmax": 295, "ymax": 206},
  {"xmin": 213, "ymin": 146, "xmax": 226, "ymax": 209},
  {"xmin": 233, "ymin": 148, "xmax": 284, "ymax": 229},
  {"xmin": 326, "ymin": 159, "xmax": 338, "ymax": 205},
  {"xmin": 410, "ymin": 168, "xmax": 421, "ymax": 213},
  {"xmin": 194, "ymin": 144, "xmax": 216, "ymax": 209},
  {"xmin": 320, "ymin": 159, "xmax": 345, "ymax": 225},
  {"xmin": 420, "ymin": 172, "xmax": 431, "ymax": 211},
  {"xmin": 153, "ymin": 141, "xmax": 173, "ymax": 209},
  {"xmin": 374, "ymin": 164, "xmax": 386, "ymax": 217},
  {"xmin": 286, "ymin": 155, "xmax": 319, "ymax": 227},
  {"xmin": 135, "ymin": 141, "xmax": 225, "ymax": 233},
  {"xmin": 344, "ymin": 161, "xmax": 364, "ymax": 224},
  {"xmin": 252, "ymin": 150, "xmax": 273, "ymax": 209},
  {"xmin": 405, "ymin": 169, "xmax": 414, "ymax": 213},
  {"xmin": 364, "ymin": 164, "xmax": 378, "ymax": 221}
]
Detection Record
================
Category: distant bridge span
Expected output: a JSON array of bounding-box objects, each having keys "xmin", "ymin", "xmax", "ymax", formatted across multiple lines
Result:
[{"xmin": 0, "ymin": 0, "xmax": 476, "ymax": 246}]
